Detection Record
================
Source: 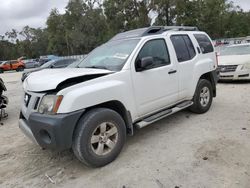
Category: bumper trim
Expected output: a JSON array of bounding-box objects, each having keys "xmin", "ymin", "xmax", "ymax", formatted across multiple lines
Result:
[
  {"xmin": 19, "ymin": 119, "xmax": 38, "ymax": 145},
  {"xmin": 19, "ymin": 109, "xmax": 85, "ymax": 151}
]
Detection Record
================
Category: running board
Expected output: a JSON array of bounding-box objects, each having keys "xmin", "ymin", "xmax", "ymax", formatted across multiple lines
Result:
[{"xmin": 135, "ymin": 101, "xmax": 193, "ymax": 129}]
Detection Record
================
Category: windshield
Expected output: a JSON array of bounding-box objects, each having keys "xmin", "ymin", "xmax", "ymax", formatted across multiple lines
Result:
[
  {"xmin": 41, "ymin": 60, "xmax": 55, "ymax": 68},
  {"xmin": 77, "ymin": 39, "xmax": 140, "ymax": 71},
  {"xmin": 220, "ymin": 45, "xmax": 250, "ymax": 56}
]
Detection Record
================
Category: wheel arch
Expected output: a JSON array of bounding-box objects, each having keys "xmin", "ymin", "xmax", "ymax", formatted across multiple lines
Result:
[
  {"xmin": 77, "ymin": 100, "xmax": 134, "ymax": 136},
  {"xmin": 199, "ymin": 71, "xmax": 217, "ymax": 97}
]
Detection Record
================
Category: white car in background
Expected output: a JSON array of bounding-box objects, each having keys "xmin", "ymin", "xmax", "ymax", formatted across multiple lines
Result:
[{"xmin": 218, "ymin": 44, "xmax": 250, "ymax": 80}]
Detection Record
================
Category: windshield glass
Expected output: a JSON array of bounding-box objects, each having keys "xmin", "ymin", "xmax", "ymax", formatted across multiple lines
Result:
[
  {"xmin": 41, "ymin": 60, "xmax": 55, "ymax": 68},
  {"xmin": 220, "ymin": 45, "xmax": 250, "ymax": 56},
  {"xmin": 77, "ymin": 39, "xmax": 140, "ymax": 71}
]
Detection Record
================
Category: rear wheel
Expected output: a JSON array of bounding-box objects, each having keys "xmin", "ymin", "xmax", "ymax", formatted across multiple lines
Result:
[
  {"xmin": 72, "ymin": 108, "xmax": 126, "ymax": 167},
  {"xmin": 0, "ymin": 69, "xmax": 3, "ymax": 74},
  {"xmin": 189, "ymin": 79, "xmax": 213, "ymax": 114}
]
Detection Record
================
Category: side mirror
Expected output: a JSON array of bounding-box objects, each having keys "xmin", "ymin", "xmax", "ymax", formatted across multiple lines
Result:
[{"xmin": 136, "ymin": 57, "xmax": 154, "ymax": 71}]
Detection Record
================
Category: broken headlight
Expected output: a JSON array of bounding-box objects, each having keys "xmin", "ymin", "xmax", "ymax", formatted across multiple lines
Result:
[{"xmin": 38, "ymin": 95, "xmax": 63, "ymax": 115}]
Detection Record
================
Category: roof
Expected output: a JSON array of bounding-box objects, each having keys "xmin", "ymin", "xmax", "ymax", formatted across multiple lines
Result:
[{"xmin": 110, "ymin": 26, "xmax": 199, "ymax": 41}]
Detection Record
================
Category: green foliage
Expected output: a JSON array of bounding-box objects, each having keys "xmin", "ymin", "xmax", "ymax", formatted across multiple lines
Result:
[{"xmin": 1, "ymin": 0, "xmax": 250, "ymax": 60}]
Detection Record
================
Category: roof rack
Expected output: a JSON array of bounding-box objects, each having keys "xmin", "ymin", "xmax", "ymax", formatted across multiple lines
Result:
[
  {"xmin": 163, "ymin": 26, "xmax": 199, "ymax": 31},
  {"xmin": 109, "ymin": 26, "xmax": 199, "ymax": 41}
]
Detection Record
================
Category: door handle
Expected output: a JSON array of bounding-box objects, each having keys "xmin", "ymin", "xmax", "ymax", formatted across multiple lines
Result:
[{"xmin": 168, "ymin": 70, "xmax": 177, "ymax": 74}]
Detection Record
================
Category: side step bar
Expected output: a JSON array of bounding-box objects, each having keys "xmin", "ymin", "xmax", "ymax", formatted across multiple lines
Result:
[{"xmin": 135, "ymin": 100, "xmax": 193, "ymax": 129}]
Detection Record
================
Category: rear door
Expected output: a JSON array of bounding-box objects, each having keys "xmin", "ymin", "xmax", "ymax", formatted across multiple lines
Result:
[
  {"xmin": 132, "ymin": 38, "xmax": 179, "ymax": 117},
  {"xmin": 170, "ymin": 34, "xmax": 197, "ymax": 100}
]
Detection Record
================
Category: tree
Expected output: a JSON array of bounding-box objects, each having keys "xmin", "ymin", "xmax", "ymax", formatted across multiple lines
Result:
[
  {"xmin": 64, "ymin": 0, "xmax": 108, "ymax": 54},
  {"xmin": 47, "ymin": 9, "xmax": 68, "ymax": 55},
  {"xmin": 1, "ymin": 0, "xmax": 250, "ymax": 61},
  {"xmin": 154, "ymin": 0, "xmax": 176, "ymax": 26},
  {"xmin": 5, "ymin": 29, "xmax": 18, "ymax": 43},
  {"xmin": 104, "ymin": 0, "xmax": 151, "ymax": 35}
]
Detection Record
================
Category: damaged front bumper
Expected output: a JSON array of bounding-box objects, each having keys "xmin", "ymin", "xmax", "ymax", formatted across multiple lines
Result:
[{"xmin": 19, "ymin": 109, "xmax": 84, "ymax": 151}]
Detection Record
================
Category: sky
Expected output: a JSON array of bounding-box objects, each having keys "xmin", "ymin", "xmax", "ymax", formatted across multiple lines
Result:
[
  {"xmin": 0, "ymin": 0, "xmax": 249, "ymax": 36},
  {"xmin": 0, "ymin": 0, "xmax": 68, "ymax": 35}
]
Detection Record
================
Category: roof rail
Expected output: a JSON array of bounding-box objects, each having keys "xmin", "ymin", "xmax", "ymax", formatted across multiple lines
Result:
[
  {"xmin": 109, "ymin": 26, "xmax": 199, "ymax": 41},
  {"xmin": 163, "ymin": 26, "xmax": 199, "ymax": 31}
]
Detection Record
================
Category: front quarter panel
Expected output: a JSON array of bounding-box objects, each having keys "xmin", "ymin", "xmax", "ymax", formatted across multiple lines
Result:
[{"xmin": 57, "ymin": 71, "xmax": 138, "ymax": 120}]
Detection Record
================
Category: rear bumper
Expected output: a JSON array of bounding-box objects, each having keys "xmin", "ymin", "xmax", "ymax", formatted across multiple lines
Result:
[{"xmin": 19, "ymin": 109, "xmax": 84, "ymax": 151}]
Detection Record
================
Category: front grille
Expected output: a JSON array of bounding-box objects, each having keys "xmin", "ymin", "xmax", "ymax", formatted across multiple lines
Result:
[
  {"xmin": 218, "ymin": 65, "xmax": 238, "ymax": 73},
  {"xmin": 238, "ymin": 74, "xmax": 250, "ymax": 78},
  {"xmin": 34, "ymin": 97, "xmax": 40, "ymax": 110}
]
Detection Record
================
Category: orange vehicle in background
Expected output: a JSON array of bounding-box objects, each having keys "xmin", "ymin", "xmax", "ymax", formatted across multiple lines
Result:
[{"xmin": 0, "ymin": 60, "xmax": 25, "ymax": 73}]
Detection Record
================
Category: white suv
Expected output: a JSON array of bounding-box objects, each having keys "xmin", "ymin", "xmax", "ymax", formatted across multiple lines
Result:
[{"xmin": 19, "ymin": 26, "xmax": 218, "ymax": 167}]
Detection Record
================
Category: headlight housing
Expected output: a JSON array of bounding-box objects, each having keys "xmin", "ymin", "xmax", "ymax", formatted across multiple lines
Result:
[
  {"xmin": 242, "ymin": 63, "xmax": 250, "ymax": 70},
  {"xmin": 38, "ymin": 95, "xmax": 63, "ymax": 115}
]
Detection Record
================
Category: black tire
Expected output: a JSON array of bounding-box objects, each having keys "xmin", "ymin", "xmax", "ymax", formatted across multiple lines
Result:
[
  {"xmin": 16, "ymin": 66, "xmax": 24, "ymax": 72},
  {"xmin": 189, "ymin": 79, "xmax": 213, "ymax": 114},
  {"xmin": 72, "ymin": 108, "xmax": 126, "ymax": 167},
  {"xmin": 0, "ymin": 69, "xmax": 3, "ymax": 74}
]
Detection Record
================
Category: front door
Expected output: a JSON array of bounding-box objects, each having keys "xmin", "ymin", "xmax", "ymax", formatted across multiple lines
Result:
[{"xmin": 132, "ymin": 38, "xmax": 179, "ymax": 117}]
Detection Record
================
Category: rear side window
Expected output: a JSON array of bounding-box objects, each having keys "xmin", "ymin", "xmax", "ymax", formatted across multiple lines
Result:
[
  {"xmin": 183, "ymin": 35, "xmax": 196, "ymax": 59},
  {"xmin": 170, "ymin": 35, "xmax": 196, "ymax": 62},
  {"xmin": 194, "ymin": 34, "xmax": 214, "ymax": 54}
]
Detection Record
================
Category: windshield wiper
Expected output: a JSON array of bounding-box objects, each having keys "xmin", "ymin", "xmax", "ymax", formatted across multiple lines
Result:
[{"xmin": 84, "ymin": 65, "xmax": 109, "ymax": 70}]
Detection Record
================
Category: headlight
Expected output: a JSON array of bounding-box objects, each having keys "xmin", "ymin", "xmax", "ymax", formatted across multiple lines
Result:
[
  {"xmin": 38, "ymin": 95, "xmax": 63, "ymax": 115},
  {"xmin": 242, "ymin": 63, "xmax": 250, "ymax": 70}
]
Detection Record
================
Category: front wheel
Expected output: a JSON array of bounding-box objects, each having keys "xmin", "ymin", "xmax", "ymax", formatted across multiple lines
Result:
[
  {"xmin": 0, "ymin": 69, "xmax": 3, "ymax": 74},
  {"xmin": 16, "ymin": 67, "xmax": 24, "ymax": 72},
  {"xmin": 72, "ymin": 108, "xmax": 126, "ymax": 167},
  {"xmin": 189, "ymin": 79, "xmax": 213, "ymax": 114}
]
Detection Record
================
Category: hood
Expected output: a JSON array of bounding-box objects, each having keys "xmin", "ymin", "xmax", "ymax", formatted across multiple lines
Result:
[
  {"xmin": 23, "ymin": 67, "xmax": 44, "ymax": 74},
  {"xmin": 218, "ymin": 54, "xmax": 250, "ymax": 65},
  {"xmin": 23, "ymin": 68, "xmax": 113, "ymax": 92}
]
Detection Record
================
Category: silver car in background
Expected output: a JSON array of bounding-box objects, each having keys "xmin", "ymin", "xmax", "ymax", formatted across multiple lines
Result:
[
  {"xmin": 21, "ymin": 58, "xmax": 77, "ymax": 81},
  {"xmin": 23, "ymin": 60, "xmax": 40, "ymax": 69}
]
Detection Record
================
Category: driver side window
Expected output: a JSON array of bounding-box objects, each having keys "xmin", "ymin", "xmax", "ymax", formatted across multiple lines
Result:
[{"xmin": 136, "ymin": 39, "xmax": 170, "ymax": 70}]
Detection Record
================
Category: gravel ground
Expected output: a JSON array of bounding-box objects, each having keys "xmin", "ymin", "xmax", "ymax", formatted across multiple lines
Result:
[{"xmin": 0, "ymin": 71, "xmax": 249, "ymax": 188}]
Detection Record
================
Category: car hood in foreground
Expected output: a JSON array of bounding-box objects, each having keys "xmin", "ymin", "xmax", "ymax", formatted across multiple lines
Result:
[
  {"xmin": 218, "ymin": 54, "xmax": 250, "ymax": 65},
  {"xmin": 23, "ymin": 68, "xmax": 113, "ymax": 92}
]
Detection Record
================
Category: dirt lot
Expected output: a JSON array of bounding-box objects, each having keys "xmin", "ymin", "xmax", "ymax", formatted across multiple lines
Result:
[{"xmin": 0, "ymin": 71, "xmax": 249, "ymax": 188}]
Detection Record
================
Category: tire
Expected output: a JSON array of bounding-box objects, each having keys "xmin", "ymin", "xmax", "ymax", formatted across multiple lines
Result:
[
  {"xmin": 72, "ymin": 108, "xmax": 126, "ymax": 167},
  {"xmin": 0, "ymin": 69, "xmax": 3, "ymax": 74},
  {"xmin": 16, "ymin": 66, "xmax": 24, "ymax": 72},
  {"xmin": 189, "ymin": 79, "xmax": 213, "ymax": 114}
]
